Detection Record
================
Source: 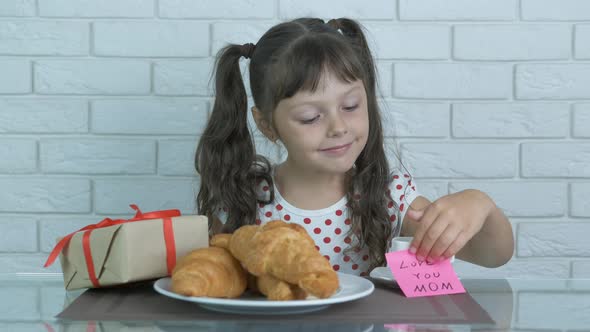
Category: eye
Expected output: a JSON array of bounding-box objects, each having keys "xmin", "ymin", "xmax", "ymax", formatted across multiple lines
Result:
[
  {"xmin": 301, "ymin": 115, "xmax": 320, "ymax": 124},
  {"xmin": 344, "ymin": 105, "xmax": 358, "ymax": 111}
]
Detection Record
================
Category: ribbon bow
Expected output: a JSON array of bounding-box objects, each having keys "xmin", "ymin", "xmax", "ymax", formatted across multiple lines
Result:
[{"xmin": 44, "ymin": 204, "xmax": 181, "ymax": 287}]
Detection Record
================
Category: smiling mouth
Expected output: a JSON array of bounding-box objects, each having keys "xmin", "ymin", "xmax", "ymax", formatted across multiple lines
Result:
[{"xmin": 320, "ymin": 143, "xmax": 352, "ymax": 151}]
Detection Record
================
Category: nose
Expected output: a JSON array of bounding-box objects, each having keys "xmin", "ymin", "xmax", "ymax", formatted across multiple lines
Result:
[{"xmin": 327, "ymin": 111, "xmax": 348, "ymax": 138}]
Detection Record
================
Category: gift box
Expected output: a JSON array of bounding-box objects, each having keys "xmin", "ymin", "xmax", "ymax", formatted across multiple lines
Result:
[{"xmin": 44, "ymin": 205, "xmax": 208, "ymax": 291}]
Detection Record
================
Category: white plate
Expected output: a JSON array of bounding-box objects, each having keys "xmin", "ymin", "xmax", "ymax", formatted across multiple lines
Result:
[
  {"xmin": 153, "ymin": 272, "xmax": 374, "ymax": 315},
  {"xmin": 369, "ymin": 267, "xmax": 399, "ymax": 286}
]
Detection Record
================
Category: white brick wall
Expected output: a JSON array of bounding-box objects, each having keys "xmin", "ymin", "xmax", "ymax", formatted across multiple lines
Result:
[
  {"xmin": 0, "ymin": 0, "xmax": 588, "ymax": 281},
  {"xmin": 0, "ymin": 21, "xmax": 89, "ymax": 55},
  {"xmin": 576, "ymin": 25, "xmax": 590, "ymax": 58},
  {"xmin": 521, "ymin": 0, "xmax": 590, "ymax": 21},
  {"xmin": 94, "ymin": 21, "xmax": 209, "ymax": 57},
  {"xmin": 0, "ymin": 1, "xmax": 36, "ymax": 17},
  {"xmin": 454, "ymin": 24, "xmax": 571, "ymax": 60},
  {"xmin": 399, "ymin": 0, "xmax": 517, "ymax": 21}
]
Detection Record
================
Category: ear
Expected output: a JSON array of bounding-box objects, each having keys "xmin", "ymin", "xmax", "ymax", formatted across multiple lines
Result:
[{"xmin": 251, "ymin": 106, "xmax": 279, "ymax": 142}]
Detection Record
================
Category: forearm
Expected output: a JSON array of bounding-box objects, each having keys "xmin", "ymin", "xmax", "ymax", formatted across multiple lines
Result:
[{"xmin": 457, "ymin": 197, "xmax": 514, "ymax": 268}]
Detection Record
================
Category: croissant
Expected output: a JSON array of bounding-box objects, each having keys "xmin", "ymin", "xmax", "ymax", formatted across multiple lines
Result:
[
  {"xmin": 229, "ymin": 220, "xmax": 339, "ymax": 299},
  {"xmin": 256, "ymin": 273, "xmax": 308, "ymax": 300},
  {"xmin": 210, "ymin": 233, "xmax": 232, "ymax": 249},
  {"xmin": 211, "ymin": 232, "xmax": 308, "ymax": 300},
  {"xmin": 171, "ymin": 246, "xmax": 247, "ymax": 298}
]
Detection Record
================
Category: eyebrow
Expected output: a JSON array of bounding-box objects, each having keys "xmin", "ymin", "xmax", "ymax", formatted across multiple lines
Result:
[{"xmin": 291, "ymin": 85, "xmax": 362, "ymax": 109}]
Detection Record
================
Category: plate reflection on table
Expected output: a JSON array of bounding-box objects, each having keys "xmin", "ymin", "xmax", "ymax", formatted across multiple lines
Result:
[{"xmin": 153, "ymin": 272, "xmax": 374, "ymax": 315}]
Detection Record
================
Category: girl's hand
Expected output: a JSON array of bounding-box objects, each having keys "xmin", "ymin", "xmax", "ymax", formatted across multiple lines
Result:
[{"xmin": 406, "ymin": 189, "xmax": 495, "ymax": 263}]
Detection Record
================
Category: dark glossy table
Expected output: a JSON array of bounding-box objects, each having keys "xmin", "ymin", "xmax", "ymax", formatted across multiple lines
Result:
[{"xmin": 1, "ymin": 273, "xmax": 589, "ymax": 331}]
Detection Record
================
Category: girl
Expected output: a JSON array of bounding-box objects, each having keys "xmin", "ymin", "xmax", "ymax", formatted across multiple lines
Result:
[{"xmin": 195, "ymin": 17, "xmax": 514, "ymax": 276}]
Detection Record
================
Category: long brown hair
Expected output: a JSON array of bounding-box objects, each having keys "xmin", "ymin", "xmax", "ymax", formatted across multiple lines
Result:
[{"xmin": 196, "ymin": 17, "xmax": 400, "ymax": 270}]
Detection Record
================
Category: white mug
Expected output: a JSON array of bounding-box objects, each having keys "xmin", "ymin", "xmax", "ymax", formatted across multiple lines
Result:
[{"xmin": 392, "ymin": 236, "xmax": 455, "ymax": 263}]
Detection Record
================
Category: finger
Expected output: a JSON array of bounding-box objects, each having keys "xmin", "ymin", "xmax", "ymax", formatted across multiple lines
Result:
[
  {"xmin": 442, "ymin": 231, "xmax": 470, "ymax": 259},
  {"xmin": 409, "ymin": 205, "xmax": 439, "ymax": 253},
  {"xmin": 410, "ymin": 203, "xmax": 441, "ymax": 257},
  {"xmin": 427, "ymin": 225, "xmax": 461, "ymax": 262},
  {"xmin": 415, "ymin": 216, "xmax": 449, "ymax": 263},
  {"xmin": 406, "ymin": 208, "xmax": 424, "ymax": 221}
]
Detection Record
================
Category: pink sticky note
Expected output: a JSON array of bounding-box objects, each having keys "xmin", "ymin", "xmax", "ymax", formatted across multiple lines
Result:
[
  {"xmin": 383, "ymin": 324, "xmax": 416, "ymax": 331},
  {"xmin": 385, "ymin": 250, "xmax": 465, "ymax": 298}
]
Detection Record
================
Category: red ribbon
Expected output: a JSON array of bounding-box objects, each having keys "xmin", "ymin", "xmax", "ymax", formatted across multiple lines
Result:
[
  {"xmin": 44, "ymin": 321, "xmax": 96, "ymax": 332},
  {"xmin": 44, "ymin": 204, "xmax": 181, "ymax": 287}
]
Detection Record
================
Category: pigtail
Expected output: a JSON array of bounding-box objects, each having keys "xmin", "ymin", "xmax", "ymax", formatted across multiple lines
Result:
[
  {"xmin": 196, "ymin": 44, "xmax": 264, "ymax": 234},
  {"xmin": 329, "ymin": 18, "xmax": 394, "ymax": 270}
]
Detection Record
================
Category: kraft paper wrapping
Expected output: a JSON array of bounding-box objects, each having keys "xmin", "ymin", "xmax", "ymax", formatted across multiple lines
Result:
[{"xmin": 59, "ymin": 215, "xmax": 208, "ymax": 291}]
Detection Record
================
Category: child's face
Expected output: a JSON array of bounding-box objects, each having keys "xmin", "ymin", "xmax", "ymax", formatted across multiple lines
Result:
[{"xmin": 272, "ymin": 72, "xmax": 369, "ymax": 175}]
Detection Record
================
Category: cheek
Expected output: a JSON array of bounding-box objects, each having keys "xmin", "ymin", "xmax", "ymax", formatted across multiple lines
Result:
[
  {"xmin": 353, "ymin": 111, "xmax": 370, "ymax": 149},
  {"xmin": 297, "ymin": 131, "xmax": 322, "ymax": 151},
  {"xmin": 278, "ymin": 125, "xmax": 319, "ymax": 153},
  {"xmin": 348, "ymin": 107, "xmax": 369, "ymax": 134}
]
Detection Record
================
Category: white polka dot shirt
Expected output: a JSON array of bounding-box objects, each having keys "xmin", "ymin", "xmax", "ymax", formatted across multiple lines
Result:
[{"xmin": 216, "ymin": 169, "xmax": 420, "ymax": 276}]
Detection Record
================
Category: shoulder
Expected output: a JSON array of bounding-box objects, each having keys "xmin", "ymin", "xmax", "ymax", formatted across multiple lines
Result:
[
  {"xmin": 386, "ymin": 168, "xmax": 421, "ymax": 222},
  {"xmin": 387, "ymin": 169, "xmax": 418, "ymax": 202},
  {"xmin": 255, "ymin": 177, "xmax": 272, "ymax": 202}
]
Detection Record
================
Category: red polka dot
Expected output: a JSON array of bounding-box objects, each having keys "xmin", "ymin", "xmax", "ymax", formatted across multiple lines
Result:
[
  {"xmin": 388, "ymin": 201, "xmax": 394, "ymax": 208},
  {"xmin": 344, "ymin": 237, "xmax": 352, "ymax": 244},
  {"xmin": 284, "ymin": 214, "xmax": 291, "ymax": 221},
  {"xmin": 352, "ymin": 264, "xmax": 358, "ymax": 270},
  {"xmin": 396, "ymin": 184, "xmax": 403, "ymax": 190},
  {"xmin": 265, "ymin": 211, "xmax": 272, "ymax": 217},
  {"xmin": 333, "ymin": 265, "xmax": 340, "ymax": 271},
  {"xmin": 315, "ymin": 245, "xmax": 320, "ymax": 251},
  {"xmin": 408, "ymin": 180, "xmax": 412, "ymax": 186},
  {"xmin": 362, "ymin": 255, "xmax": 369, "ymax": 261},
  {"xmin": 255, "ymin": 219, "xmax": 261, "ymax": 225},
  {"xmin": 276, "ymin": 204, "xmax": 283, "ymax": 210},
  {"xmin": 343, "ymin": 255, "xmax": 351, "ymax": 262},
  {"xmin": 386, "ymin": 189, "xmax": 391, "ymax": 196},
  {"xmin": 399, "ymin": 203, "xmax": 404, "ymax": 212},
  {"xmin": 334, "ymin": 228, "xmax": 342, "ymax": 235},
  {"xmin": 354, "ymin": 247, "xmax": 361, "ymax": 253},
  {"xmin": 304, "ymin": 218, "xmax": 311, "ymax": 224},
  {"xmin": 325, "ymin": 219, "xmax": 332, "ymax": 226},
  {"xmin": 334, "ymin": 246, "xmax": 341, "ymax": 253},
  {"xmin": 335, "ymin": 210, "xmax": 343, "ymax": 216},
  {"xmin": 344, "ymin": 219, "xmax": 351, "ymax": 225},
  {"xmin": 324, "ymin": 255, "xmax": 330, "ymax": 261},
  {"xmin": 411, "ymin": 186, "xmax": 416, "ymax": 191},
  {"xmin": 404, "ymin": 174, "xmax": 410, "ymax": 178},
  {"xmin": 393, "ymin": 175, "xmax": 399, "ymax": 179},
  {"xmin": 259, "ymin": 203, "xmax": 265, "ymax": 208},
  {"xmin": 400, "ymin": 194, "xmax": 405, "ymax": 201},
  {"xmin": 314, "ymin": 228, "xmax": 321, "ymax": 234},
  {"xmin": 323, "ymin": 237, "xmax": 331, "ymax": 244},
  {"xmin": 262, "ymin": 186, "xmax": 269, "ymax": 191},
  {"xmin": 390, "ymin": 214, "xmax": 396, "ymax": 222}
]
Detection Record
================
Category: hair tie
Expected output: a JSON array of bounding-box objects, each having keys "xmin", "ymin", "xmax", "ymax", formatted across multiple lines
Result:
[
  {"xmin": 327, "ymin": 19, "xmax": 344, "ymax": 35},
  {"xmin": 239, "ymin": 43, "xmax": 256, "ymax": 59},
  {"xmin": 327, "ymin": 19, "xmax": 340, "ymax": 30}
]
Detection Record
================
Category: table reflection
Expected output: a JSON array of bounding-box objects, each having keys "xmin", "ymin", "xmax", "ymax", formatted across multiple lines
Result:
[{"xmin": 0, "ymin": 274, "xmax": 588, "ymax": 331}]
